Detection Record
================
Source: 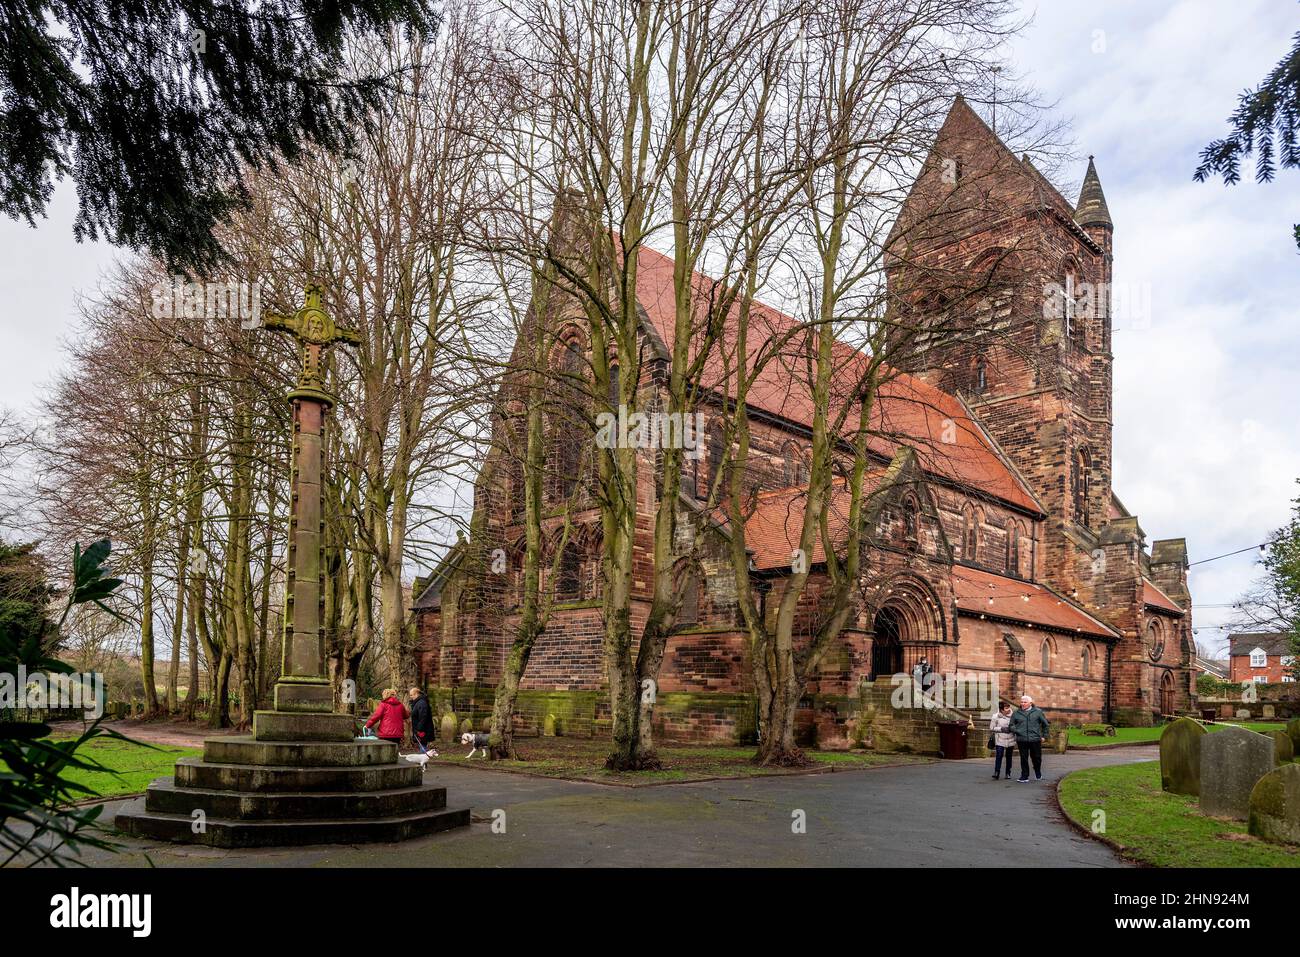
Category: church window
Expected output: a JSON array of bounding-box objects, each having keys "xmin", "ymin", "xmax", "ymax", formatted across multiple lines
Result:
[
  {"xmin": 1061, "ymin": 265, "xmax": 1085, "ymax": 346},
  {"xmin": 1041, "ymin": 640, "xmax": 1052, "ymax": 672},
  {"xmin": 1082, "ymin": 644, "xmax": 1092, "ymax": 677},
  {"xmin": 962, "ymin": 507, "xmax": 980, "ymax": 562},
  {"xmin": 551, "ymin": 333, "xmax": 587, "ymax": 500},
  {"xmin": 679, "ymin": 566, "xmax": 700, "ymax": 625},
  {"xmin": 1006, "ymin": 521, "xmax": 1020, "ymax": 575},
  {"xmin": 973, "ymin": 356, "xmax": 987, "ymax": 395},
  {"xmin": 1073, "ymin": 447, "xmax": 1091, "ymax": 526},
  {"xmin": 555, "ymin": 541, "xmax": 583, "ymax": 601},
  {"xmin": 707, "ymin": 423, "xmax": 726, "ymax": 491},
  {"xmin": 782, "ymin": 442, "xmax": 807, "ymax": 486},
  {"xmin": 503, "ymin": 410, "xmax": 526, "ymax": 519}
]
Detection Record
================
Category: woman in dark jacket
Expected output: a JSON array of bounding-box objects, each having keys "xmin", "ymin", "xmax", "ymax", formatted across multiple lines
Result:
[
  {"xmin": 365, "ymin": 689, "xmax": 409, "ymax": 744},
  {"xmin": 408, "ymin": 687, "xmax": 436, "ymax": 750}
]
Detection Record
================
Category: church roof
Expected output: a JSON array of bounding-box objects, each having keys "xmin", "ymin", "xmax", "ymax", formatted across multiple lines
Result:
[
  {"xmin": 1142, "ymin": 578, "xmax": 1184, "ymax": 615},
  {"xmin": 740, "ymin": 483, "xmax": 867, "ymax": 571},
  {"xmin": 886, "ymin": 96, "xmax": 1102, "ymax": 257},
  {"xmin": 953, "ymin": 566, "xmax": 1119, "ymax": 638},
  {"xmin": 631, "ymin": 244, "xmax": 1042, "ymax": 514},
  {"xmin": 1074, "ymin": 157, "xmax": 1112, "ymax": 229}
]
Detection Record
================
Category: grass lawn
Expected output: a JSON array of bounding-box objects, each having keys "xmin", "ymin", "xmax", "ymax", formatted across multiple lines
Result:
[
  {"xmin": 1058, "ymin": 760, "xmax": 1300, "ymax": 867},
  {"xmin": 16, "ymin": 736, "xmax": 200, "ymax": 801},
  {"xmin": 425, "ymin": 736, "xmax": 931, "ymax": 784},
  {"xmin": 1068, "ymin": 722, "xmax": 1288, "ymax": 748}
]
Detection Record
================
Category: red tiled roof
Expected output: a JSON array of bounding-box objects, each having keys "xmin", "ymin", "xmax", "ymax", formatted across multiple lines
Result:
[
  {"xmin": 631, "ymin": 245, "xmax": 1041, "ymax": 514},
  {"xmin": 740, "ymin": 479, "xmax": 884, "ymax": 571},
  {"xmin": 1143, "ymin": 579, "xmax": 1184, "ymax": 615},
  {"xmin": 952, "ymin": 566, "xmax": 1117, "ymax": 638}
]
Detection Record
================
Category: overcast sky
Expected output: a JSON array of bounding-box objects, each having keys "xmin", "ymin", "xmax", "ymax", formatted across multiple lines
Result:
[{"xmin": 1, "ymin": 0, "xmax": 1295, "ymax": 657}]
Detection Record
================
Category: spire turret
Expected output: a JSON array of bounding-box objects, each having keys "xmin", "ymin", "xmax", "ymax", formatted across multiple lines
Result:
[{"xmin": 1074, "ymin": 156, "xmax": 1112, "ymax": 230}]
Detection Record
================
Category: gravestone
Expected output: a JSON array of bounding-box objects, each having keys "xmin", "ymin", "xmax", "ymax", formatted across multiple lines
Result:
[
  {"xmin": 1270, "ymin": 730, "xmax": 1295, "ymax": 765},
  {"xmin": 440, "ymin": 712, "xmax": 458, "ymax": 742},
  {"xmin": 1200, "ymin": 727, "xmax": 1275, "ymax": 820},
  {"xmin": 1288, "ymin": 716, "xmax": 1300, "ymax": 751},
  {"xmin": 1159, "ymin": 717, "xmax": 1206, "ymax": 795},
  {"xmin": 1248, "ymin": 763, "xmax": 1300, "ymax": 846},
  {"xmin": 1236, "ymin": 709, "xmax": 1251, "ymax": 719},
  {"xmin": 1263, "ymin": 704, "xmax": 1276, "ymax": 719}
]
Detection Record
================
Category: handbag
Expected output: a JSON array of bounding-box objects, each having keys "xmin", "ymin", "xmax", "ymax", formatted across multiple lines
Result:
[{"xmin": 987, "ymin": 733, "xmax": 996, "ymax": 749}]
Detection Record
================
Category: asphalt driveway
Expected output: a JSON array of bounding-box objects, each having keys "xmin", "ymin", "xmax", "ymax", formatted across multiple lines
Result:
[{"xmin": 53, "ymin": 745, "xmax": 1154, "ymax": 868}]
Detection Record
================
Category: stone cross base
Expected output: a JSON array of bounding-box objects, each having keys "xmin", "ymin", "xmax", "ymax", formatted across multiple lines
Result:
[
  {"xmin": 113, "ymin": 715, "xmax": 470, "ymax": 847},
  {"xmin": 272, "ymin": 679, "xmax": 334, "ymax": 714}
]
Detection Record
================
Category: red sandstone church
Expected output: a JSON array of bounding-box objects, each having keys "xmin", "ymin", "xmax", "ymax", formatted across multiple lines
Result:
[{"xmin": 412, "ymin": 99, "xmax": 1195, "ymax": 745}]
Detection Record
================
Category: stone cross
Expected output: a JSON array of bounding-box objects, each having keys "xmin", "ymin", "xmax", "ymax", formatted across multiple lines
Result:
[{"xmin": 262, "ymin": 284, "xmax": 360, "ymax": 714}]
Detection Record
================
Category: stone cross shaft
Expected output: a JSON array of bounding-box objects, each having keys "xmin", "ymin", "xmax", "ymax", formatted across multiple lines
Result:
[{"xmin": 262, "ymin": 284, "xmax": 360, "ymax": 713}]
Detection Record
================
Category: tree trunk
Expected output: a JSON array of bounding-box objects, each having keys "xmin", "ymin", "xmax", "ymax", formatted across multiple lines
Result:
[
  {"xmin": 139, "ymin": 561, "xmax": 160, "ymax": 718},
  {"xmin": 256, "ymin": 517, "xmax": 274, "ymax": 701},
  {"xmin": 183, "ymin": 597, "xmax": 199, "ymax": 721},
  {"xmin": 210, "ymin": 653, "xmax": 233, "ymax": 729},
  {"xmin": 166, "ymin": 537, "xmax": 187, "ymax": 713}
]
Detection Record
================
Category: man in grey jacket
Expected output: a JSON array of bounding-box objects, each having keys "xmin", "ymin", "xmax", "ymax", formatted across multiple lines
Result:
[{"xmin": 1010, "ymin": 694, "xmax": 1050, "ymax": 782}]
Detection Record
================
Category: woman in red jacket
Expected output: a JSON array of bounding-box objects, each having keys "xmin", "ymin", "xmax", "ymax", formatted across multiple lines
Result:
[{"xmin": 365, "ymin": 688, "xmax": 409, "ymax": 744}]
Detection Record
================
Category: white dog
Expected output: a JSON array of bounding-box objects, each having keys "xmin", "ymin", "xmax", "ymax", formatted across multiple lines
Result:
[
  {"xmin": 401, "ymin": 740, "xmax": 439, "ymax": 772},
  {"xmin": 460, "ymin": 731, "xmax": 490, "ymax": 758},
  {"xmin": 401, "ymin": 751, "xmax": 432, "ymax": 772}
]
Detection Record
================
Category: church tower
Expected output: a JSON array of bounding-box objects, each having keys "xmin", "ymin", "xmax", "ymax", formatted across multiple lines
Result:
[{"xmin": 888, "ymin": 99, "xmax": 1117, "ymax": 604}]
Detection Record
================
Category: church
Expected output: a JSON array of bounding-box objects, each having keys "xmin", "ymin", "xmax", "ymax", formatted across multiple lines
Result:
[{"xmin": 411, "ymin": 98, "xmax": 1196, "ymax": 749}]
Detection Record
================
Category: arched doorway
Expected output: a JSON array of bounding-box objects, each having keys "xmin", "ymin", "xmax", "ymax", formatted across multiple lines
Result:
[
  {"xmin": 1159, "ymin": 670, "xmax": 1175, "ymax": 717},
  {"xmin": 871, "ymin": 606, "xmax": 904, "ymax": 679}
]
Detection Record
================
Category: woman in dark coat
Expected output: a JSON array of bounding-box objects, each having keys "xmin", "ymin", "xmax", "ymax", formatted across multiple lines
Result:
[{"xmin": 408, "ymin": 687, "xmax": 436, "ymax": 750}]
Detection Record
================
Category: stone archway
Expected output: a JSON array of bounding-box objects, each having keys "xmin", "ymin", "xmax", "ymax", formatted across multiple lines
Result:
[
  {"xmin": 1159, "ymin": 670, "xmax": 1175, "ymax": 717},
  {"xmin": 868, "ymin": 577, "xmax": 947, "ymax": 680}
]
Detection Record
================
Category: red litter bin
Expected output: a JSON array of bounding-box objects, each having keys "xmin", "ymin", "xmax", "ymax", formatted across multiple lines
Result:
[{"xmin": 938, "ymin": 721, "xmax": 969, "ymax": 760}]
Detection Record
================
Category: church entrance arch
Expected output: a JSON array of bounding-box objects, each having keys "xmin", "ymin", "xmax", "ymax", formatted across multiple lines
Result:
[
  {"xmin": 1159, "ymin": 670, "xmax": 1175, "ymax": 717},
  {"xmin": 868, "ymin": 577, "xmax": 946, "ymax": 680}
]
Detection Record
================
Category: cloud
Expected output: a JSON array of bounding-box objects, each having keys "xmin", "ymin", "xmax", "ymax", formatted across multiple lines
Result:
[{"xmin": 1012, "ymin": 0, "xmax": 1300, "ymax": 637}]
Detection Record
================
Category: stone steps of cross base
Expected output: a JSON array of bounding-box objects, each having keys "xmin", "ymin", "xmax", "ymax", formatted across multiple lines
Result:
[
  {"xmin": 202, "ymin": 736, "xmax": 398, "ymax": 767},
  {"xmin": 141, "ymin": 777, "xmax": 447, "ymax": 820},
  {"xmin": 174, "ymin": 757, "xmax": 422, "ymax": 792},
  {"xmin": 113, "ymin": 798, "xmax": 471, "ymax": 848}
]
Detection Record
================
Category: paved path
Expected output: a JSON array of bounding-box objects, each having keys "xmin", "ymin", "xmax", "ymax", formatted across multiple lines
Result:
[{"xmin": 64, "ymin": 746, "xmax": 1154, "ymax": 868}]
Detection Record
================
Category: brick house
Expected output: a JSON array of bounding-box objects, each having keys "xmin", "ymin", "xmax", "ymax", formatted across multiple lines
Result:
[
  {"xmin": 412, "ymin": 98, "xmax": 1196, "ymax": 744},
  {"xmin": 1228, "ymin": 633, "xmax": 1297, "ymax": 685}
]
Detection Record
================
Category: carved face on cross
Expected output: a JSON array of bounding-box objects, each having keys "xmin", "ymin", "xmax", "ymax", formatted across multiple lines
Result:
[{"xmin": 262, "ymin": 283, "xmax": 360, "ymax": 396}]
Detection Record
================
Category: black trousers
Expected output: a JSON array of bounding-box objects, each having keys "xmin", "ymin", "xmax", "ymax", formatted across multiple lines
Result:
[
  {"xmin": 1018, "ymin": 739, "xmax": 1042, "ymax": 779},
  {"xmin": 994, "ymin": 744, "xmax": 1014, "ymax": 776}
]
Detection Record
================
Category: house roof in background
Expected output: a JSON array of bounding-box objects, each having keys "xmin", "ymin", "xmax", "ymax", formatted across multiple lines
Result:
[{"xmin": 1228, "ymin": 633, "xmax": 1293, "ymax": 658}]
